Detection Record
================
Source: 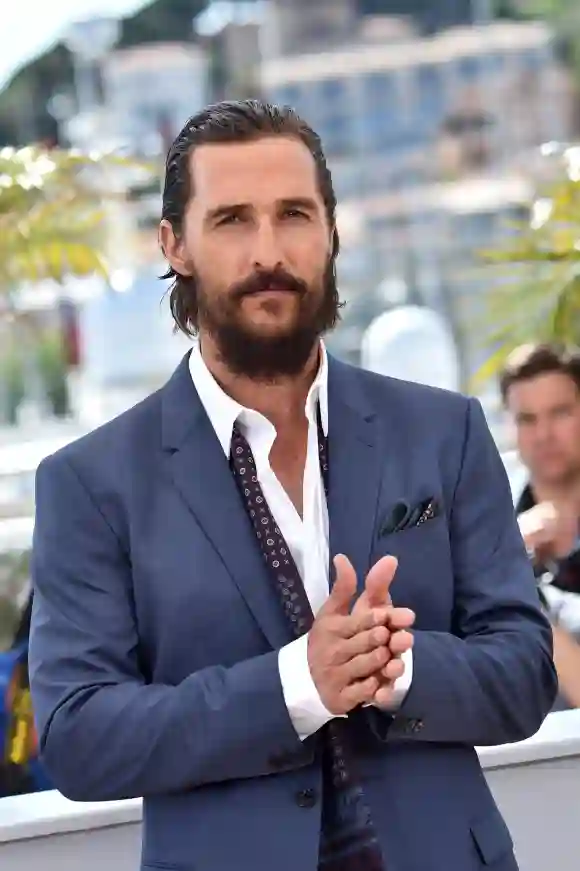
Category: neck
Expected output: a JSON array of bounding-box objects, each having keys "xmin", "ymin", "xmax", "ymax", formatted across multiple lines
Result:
[{"xmin": 199, "ymin": 336, "xmax": 321, "ymax": 429}]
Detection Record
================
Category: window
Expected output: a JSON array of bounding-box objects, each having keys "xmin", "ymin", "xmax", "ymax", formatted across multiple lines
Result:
[
  {"xmin": 330, "ymin": 161, "xmax": 362, "ymax": 198},
  {"xmin": 318, "ymin": 116, "xmax": 353, "ymax": 157},
  {"xmin": 319, "ymin": 77, "xmax": 344, "ymax": 105},
  {"xmin": 364, "ymin": 71, "xmax": 396, "ymax": 108},
  {"xmin": 274, "ymin": 85, "xmax": 304, "ymax": 110},
  {"xmin": 313, "ymin": 79, "xmax": 353, "ymax": 158},
  {"xmin": 457, "ymin": 55, "xmax": 481, "ymax": 82},
  {"xmin": 414, "ymin": 64, "xmax": 445, "ymax": 133},
  {"xmin": 520, "ymin": 48, "xmax": 550, "ymax": 71},
  {"xmin": 454, "ymin": 211, "xmax": 496, "ymax": 250},
  {"xmin": 361, "ymin": 72, "xmax": 399, "ymax": 152},
  {"xmin": 486, "ymin": 53, "xmax": 506, "ymax": 72}
]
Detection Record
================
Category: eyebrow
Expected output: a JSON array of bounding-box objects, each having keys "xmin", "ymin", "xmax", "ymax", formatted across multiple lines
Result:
[
  {"xmin": 205, "ymin": 197, "xmax": 319, "ymax": 224},
  {"xmin": 205, "ymin": 203, "xmax": 245, "ymax": 224},
  {"xmin": 278, "ymin": 197, "xmax": 319, "ymax": 213}
]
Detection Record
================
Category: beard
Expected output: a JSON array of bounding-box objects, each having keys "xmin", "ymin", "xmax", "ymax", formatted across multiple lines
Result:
[{"xmin": 191, "ymin": 260, "xmax": 342, "ymax": 380}]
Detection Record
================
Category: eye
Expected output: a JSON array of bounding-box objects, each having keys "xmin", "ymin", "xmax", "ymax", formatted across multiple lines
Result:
[
  {"xmin": 283, "ymin": 209, "xmax": 309, "ymax": 220},
  {"xmin": 217, "ymin": 213, "xmax": 243, "ymax": 226}
]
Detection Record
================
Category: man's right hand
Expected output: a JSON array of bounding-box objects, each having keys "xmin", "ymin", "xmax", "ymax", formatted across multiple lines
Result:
[
  {"xmin": 307, "ymin": 555, "xmax": 391, "ymax": 715},
  {"xmin": 518, "ymin": 502, "xmax": 577, "ymax": 561}
]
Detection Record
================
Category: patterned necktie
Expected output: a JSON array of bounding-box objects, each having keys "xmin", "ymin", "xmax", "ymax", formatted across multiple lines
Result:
[{"xmin": 230, "ymin": 413, "xmax": 385, "ymax": 871}]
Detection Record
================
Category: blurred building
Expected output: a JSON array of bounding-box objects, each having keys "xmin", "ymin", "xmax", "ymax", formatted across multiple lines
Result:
[
  {"xmin": 261, "ymin": 0, "xmax": 358, "ymax": 57},
  {"xmin": 261, "ymin": 17, "xmax": 576, "ymax": 381},
  {"xmin": 75, "ymin": 266, "xmax": 191, "ymax": 427},
  {"xmin": 100, "ymin": 42, "xmax": 211, "ymax": 256},
  {"xmin": 195, "ymin": 1, "xmax": 265, "ymax": 100},
  {"xmin": 323, "ymin": 171, "xmax": 534, "ymax": 377},
  {"xmin": 260, "ymin": 0, "xmax": 481, "ymax": 57},
  {"xmin": 261, "ymin": 19, "xmax": 568, "ymax": 194},
  {"xmin": 102, "ymin": 43, "xmax": 210, "ymax": 157},
  {"xmin": 362, "ymin": 0, "xmax": 486, "ymax": 35}
]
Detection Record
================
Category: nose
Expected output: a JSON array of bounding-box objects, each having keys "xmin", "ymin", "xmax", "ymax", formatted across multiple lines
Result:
[
  {"xmin": 533, "ymin": 420, "xmax": 554, "ymax": 448},
  {"xmin": 251, "ymin": 218, "xmax": 283, "ymax": 271}
]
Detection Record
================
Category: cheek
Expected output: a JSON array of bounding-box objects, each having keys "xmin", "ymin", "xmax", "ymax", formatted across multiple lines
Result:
[
  {"xmin": 561, "ymin": 420, "xmax": 580, "ymax": 454},
  {"xmin": 294, "ymin": 250, "xmax": 330, "ymax": 291},
  {"xmin": 285, "ymin": 227, "xmax": 331, "ymax": 268},
  {"xmin": 188, "ymin": 236, "xmax": 241, "ymax": 291},
  {"xmin": 516, "ymin": 429, "xmax": 537, "ymax": 459}
]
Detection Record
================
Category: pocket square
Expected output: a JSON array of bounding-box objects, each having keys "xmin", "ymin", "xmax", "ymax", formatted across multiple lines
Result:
[
  {"xmin": 381, "ymin": 497, "xmax": 440, "ymax": 535},
  {"xmin": 412, "ymin": 498, "xmax": 440, "ymax": 527}
]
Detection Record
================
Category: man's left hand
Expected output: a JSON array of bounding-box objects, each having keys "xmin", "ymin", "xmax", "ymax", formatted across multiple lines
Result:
[{"xmin": 346, "ymin": 554, "xmax": 415, "ymax": 706}]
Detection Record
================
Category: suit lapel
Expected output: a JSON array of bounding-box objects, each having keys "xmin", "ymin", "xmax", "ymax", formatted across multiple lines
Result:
[
  {"xmin": 326, "ymin": 358, "xmax": 397, "ymax": 593},
  {"xmin": 161, "ymin": 355, "xmax": 292, "ymax": 650},
  {"xmin": 161, "ymin": 352, "xmax": 401, "ymax": 638}
]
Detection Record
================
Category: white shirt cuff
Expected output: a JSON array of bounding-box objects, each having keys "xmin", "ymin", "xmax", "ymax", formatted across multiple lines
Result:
[
  {"xmin": 278, "ymin": 633, "xmax": 341, "ymax": 741},
  {"xmin": 375, "ymin": 648, "xmax": 413, "ymax": 711},
  {"xmin": 279, "ymin": 638, "xmax": 413, "ymax": 737}
]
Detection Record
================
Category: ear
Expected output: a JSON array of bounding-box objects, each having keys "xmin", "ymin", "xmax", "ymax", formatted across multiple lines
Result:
[{"xmin": 159, "ymin": 220, "xmax": 192, "ymax": 276}]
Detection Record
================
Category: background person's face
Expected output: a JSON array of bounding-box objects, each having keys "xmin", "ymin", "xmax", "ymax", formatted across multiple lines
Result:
[
  {"xmin": 507, "ymin": 372, "xmax": 580, "ymax": 486},
  {"xmin": 163, "ymin": 136, "xmax": 337, "ymax": 377}
]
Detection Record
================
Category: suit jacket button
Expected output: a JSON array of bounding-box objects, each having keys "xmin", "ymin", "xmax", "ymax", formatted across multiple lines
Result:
[
  {"xmin": 407, "ymin": 718, "xmax": 424, "ymax": 733},
  {"xmin": 296, "ymin": 788, "xmax": 317, "ymax": 808}
]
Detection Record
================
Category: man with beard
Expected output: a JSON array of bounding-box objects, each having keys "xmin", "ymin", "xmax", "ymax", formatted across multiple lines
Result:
[{"xmin": 29, "ymin": 101, "xmax": 556, "ymax": 871}]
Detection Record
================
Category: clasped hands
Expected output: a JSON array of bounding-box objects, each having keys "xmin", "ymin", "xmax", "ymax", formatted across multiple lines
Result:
[{"xmin": 308, "ymin": 554, "xmax": 415, "ymax": 715}]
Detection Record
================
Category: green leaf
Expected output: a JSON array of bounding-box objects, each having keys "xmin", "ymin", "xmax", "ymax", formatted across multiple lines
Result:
[
  {"xmin": 0, "ymin": 144, "xmax": 154, "ymax": 305},
  {"xmin": 475, "ymin": 156, "xmax": 580, "ymax": 386}
]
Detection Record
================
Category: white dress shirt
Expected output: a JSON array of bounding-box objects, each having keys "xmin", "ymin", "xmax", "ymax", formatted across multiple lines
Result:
[{"xmin": 189, "ymin": 341, "xmax": 412, "ymax": 740}]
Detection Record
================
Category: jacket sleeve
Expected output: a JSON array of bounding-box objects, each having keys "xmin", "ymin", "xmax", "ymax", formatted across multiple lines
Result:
[
  {"xmin": 372, "ymin": 397, "xmax": 558, "ymax": 747},
  {"xmin": 29, "ymin": 454, "xmax": 308, "ymax": 802}
]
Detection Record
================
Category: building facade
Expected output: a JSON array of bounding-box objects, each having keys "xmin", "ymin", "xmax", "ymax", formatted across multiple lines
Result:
[
  {"xmin": 261, "ymin": 17, "xmax": 576, "ymax": 381},
  {"xmin": 102, "ymin": 43, "xmax": 210, "ymax": 158}
]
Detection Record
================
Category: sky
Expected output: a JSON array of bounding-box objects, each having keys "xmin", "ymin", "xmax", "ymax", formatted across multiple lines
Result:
[{"xmin": 0, "ymin": 0, "xmax": 149, "ymax": 90}]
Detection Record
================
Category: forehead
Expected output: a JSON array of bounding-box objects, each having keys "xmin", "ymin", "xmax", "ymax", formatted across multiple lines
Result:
[
  {"xmin": 508, "ymin": 372, "xmax": 579, "ymax": 412},
  {"xmin": 188, "ymin": 136, "xmax": 322, "ymax": 209}
]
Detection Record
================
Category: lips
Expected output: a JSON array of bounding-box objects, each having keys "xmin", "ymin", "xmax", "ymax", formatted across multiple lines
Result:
[{"xmin": 245, "ymin": 284, "xmax": 296, "ymax": 296}]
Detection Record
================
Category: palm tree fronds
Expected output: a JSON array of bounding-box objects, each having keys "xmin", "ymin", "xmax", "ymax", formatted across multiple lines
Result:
[
  {"xmin": 0, "ymin": 144, "xmax": 153, "ymax": 305},
  {"xmin": 475, "ymin": 149, "xmax": 580, "ymax": 385}
]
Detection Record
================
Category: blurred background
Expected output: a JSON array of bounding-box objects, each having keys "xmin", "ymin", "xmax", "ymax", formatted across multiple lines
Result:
[{"xmin": 2, "ymin": 0, "xmax": 580, "ymax": 796}]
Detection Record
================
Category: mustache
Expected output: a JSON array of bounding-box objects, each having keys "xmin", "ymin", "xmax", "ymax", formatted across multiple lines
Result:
[{"xmin": 231, "ymin": 269, "xmax": 308, "ymax": 299}]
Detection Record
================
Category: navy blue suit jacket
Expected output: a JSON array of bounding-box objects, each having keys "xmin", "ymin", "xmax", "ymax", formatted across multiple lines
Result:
[{"xmin": 29, "ymin": 353, "xmax": 557, "ymax": 871}]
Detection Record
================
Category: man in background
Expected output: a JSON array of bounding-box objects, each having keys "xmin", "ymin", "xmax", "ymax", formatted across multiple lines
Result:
[{"xmin": 501, "ymin": 343, "xmax": 580, "ymax": 706}]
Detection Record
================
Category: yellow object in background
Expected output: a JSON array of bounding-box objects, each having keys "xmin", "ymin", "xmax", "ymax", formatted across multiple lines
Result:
[{"xmin": 5, "ymin": 660, "xmax": 37, "ymax": 767}]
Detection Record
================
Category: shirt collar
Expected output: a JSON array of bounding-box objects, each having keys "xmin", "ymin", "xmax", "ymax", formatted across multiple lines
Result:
[
  {"xmin": 188, "ymin": 340, "xmax": 329, "ymax": 456},
  {"xmin": 516, "ymin": 482, "xmax": 535, "ymax": 515}
]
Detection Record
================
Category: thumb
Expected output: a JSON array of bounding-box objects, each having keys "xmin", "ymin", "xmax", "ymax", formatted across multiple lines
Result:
[
  {"xmin": 364, "ymin": 555, "xmax": 398, "ymax": 607},
  {"xmin": 323, "ymin": 554, "xmax": 357, "ymax": 615}
]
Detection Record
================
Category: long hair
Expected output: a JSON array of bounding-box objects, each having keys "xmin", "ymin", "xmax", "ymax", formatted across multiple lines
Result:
[{"xmin": 160, "ymin": 99, "xmax": 340, "ymax": 337}]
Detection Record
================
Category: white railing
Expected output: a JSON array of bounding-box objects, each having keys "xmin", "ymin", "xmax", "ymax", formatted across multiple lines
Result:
[{"xmin": 1, "ymin": 709, "xmax": 579, "ymax": 871}]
